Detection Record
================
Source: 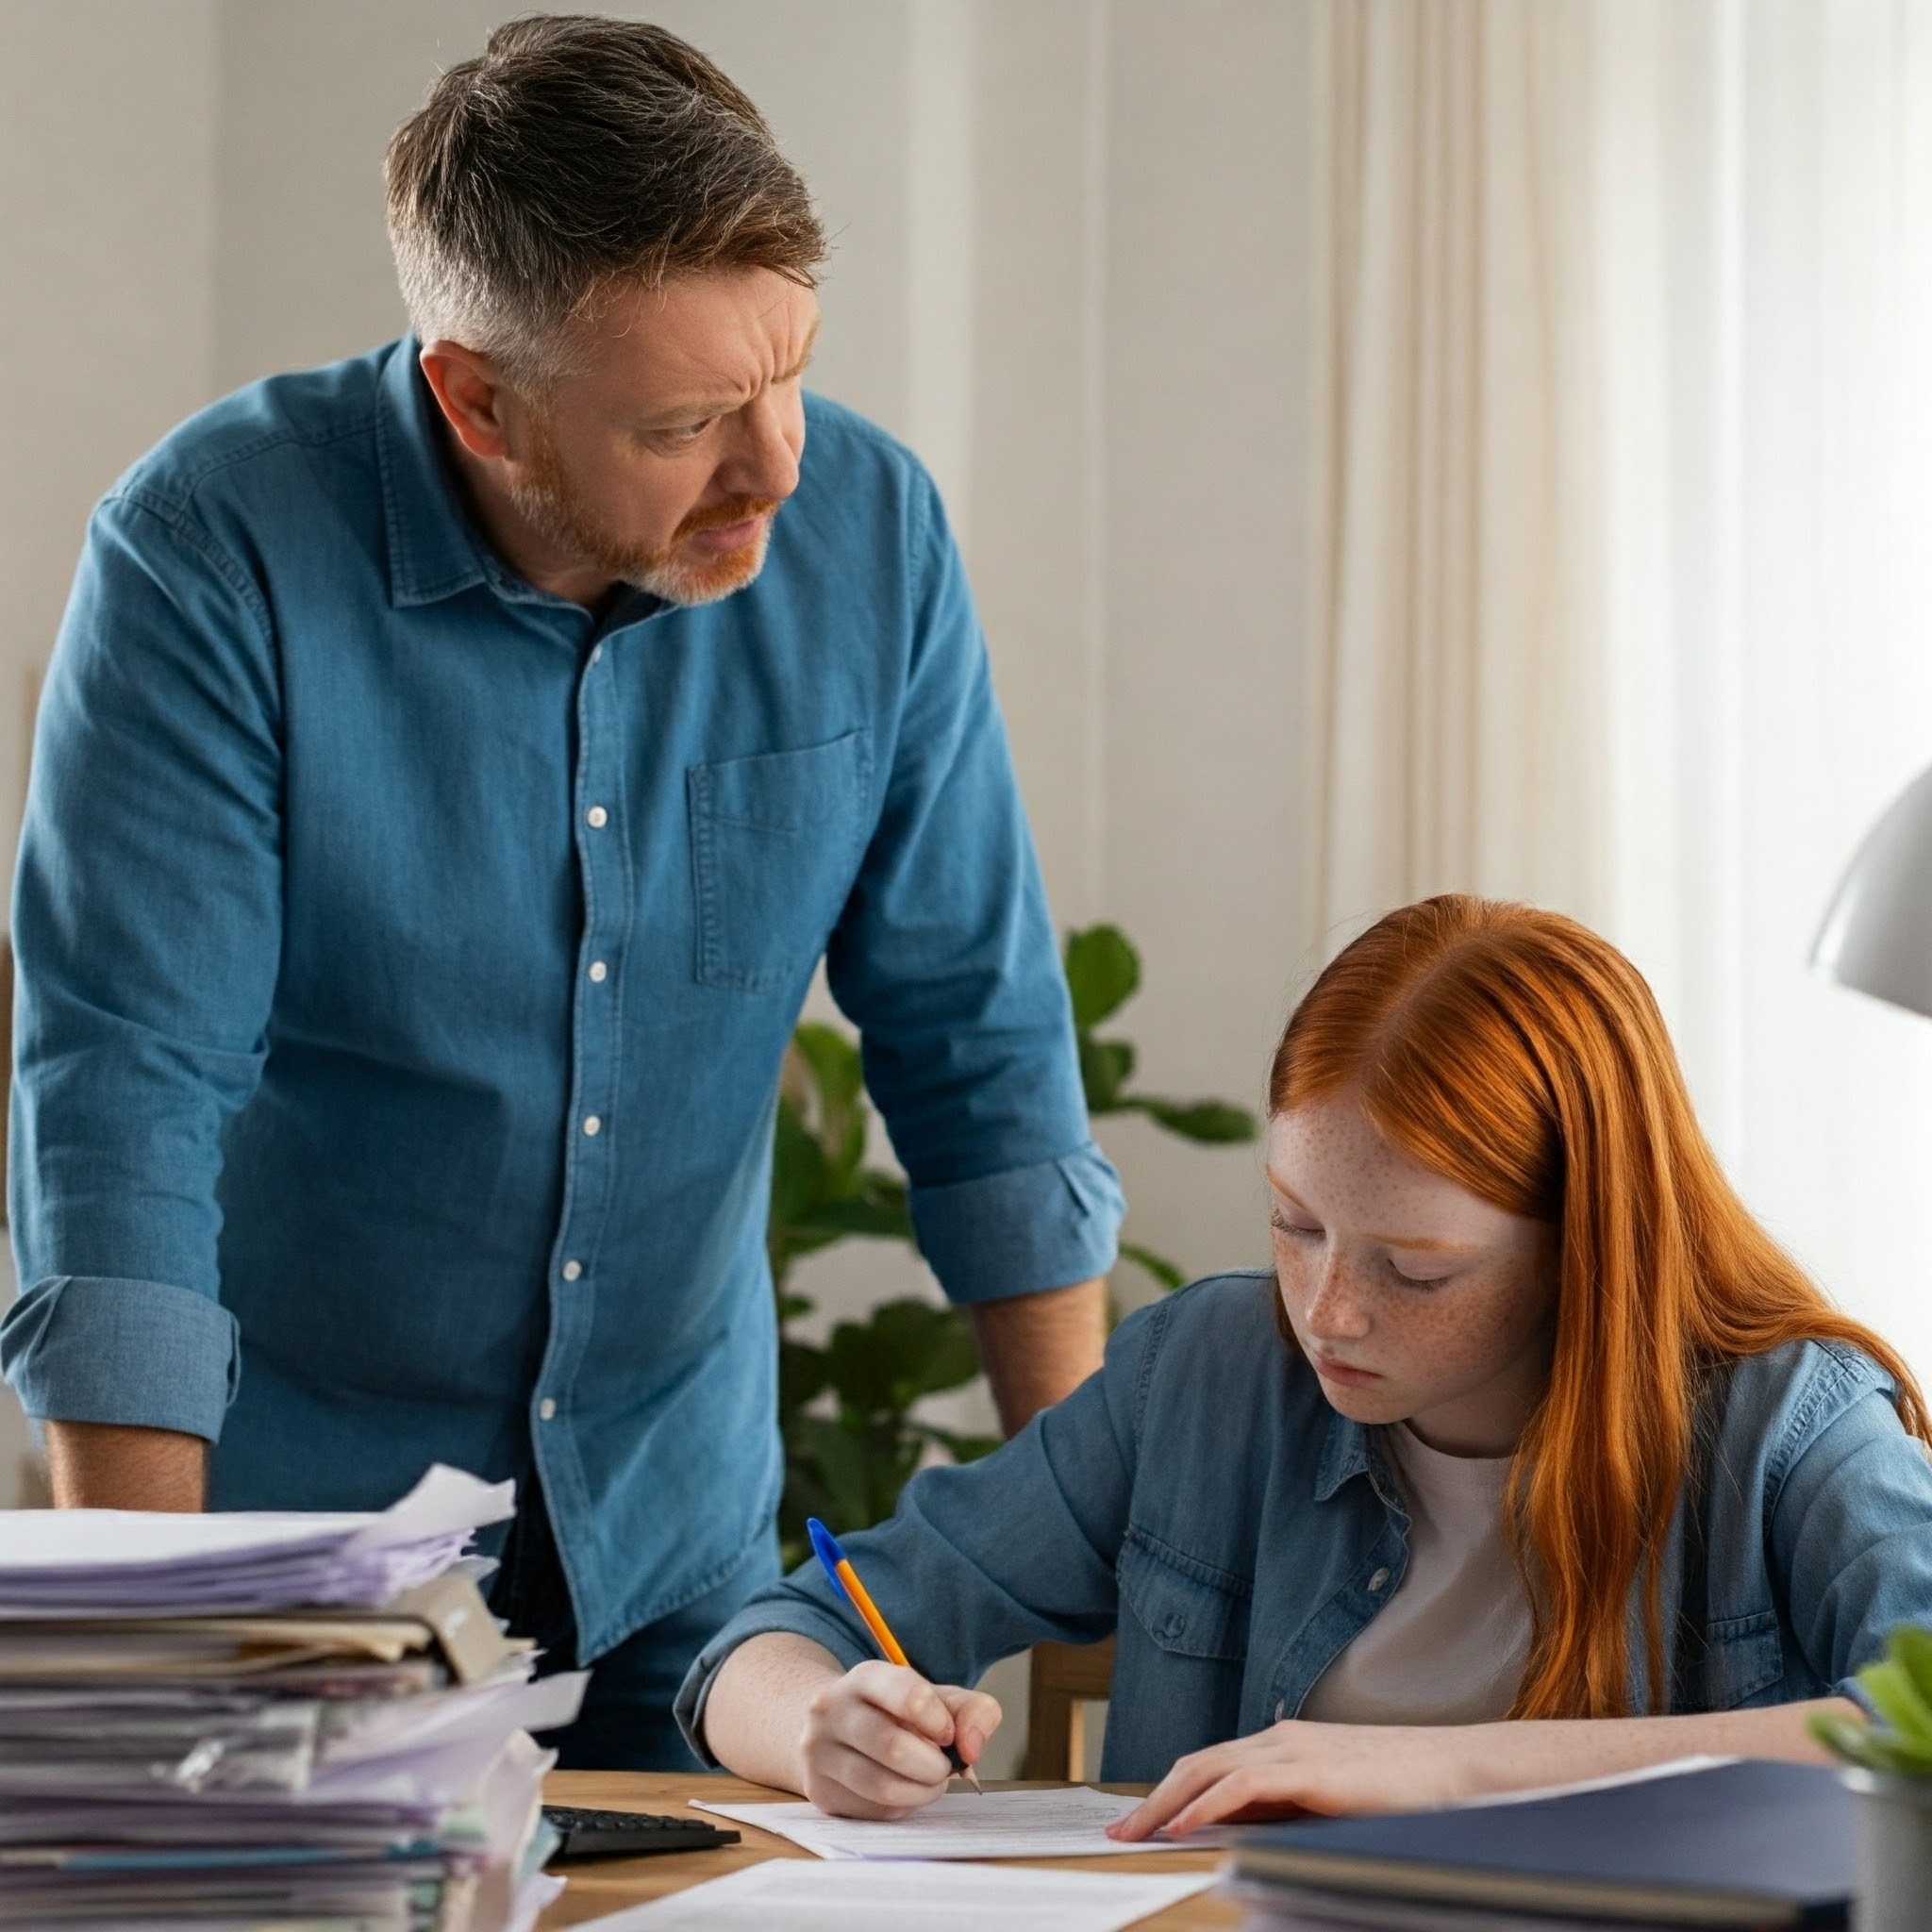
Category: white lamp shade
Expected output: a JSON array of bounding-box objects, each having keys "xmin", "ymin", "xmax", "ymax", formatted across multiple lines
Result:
[{"xmin": 1813, "ymin": 761, "xmax": 1932, "ymax": 1022}]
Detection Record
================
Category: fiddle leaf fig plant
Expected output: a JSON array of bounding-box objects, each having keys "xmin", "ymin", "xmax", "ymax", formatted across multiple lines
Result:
[{"xmin": 768, "ymin": 924, "xmax": 1257, "ymax": 1567}]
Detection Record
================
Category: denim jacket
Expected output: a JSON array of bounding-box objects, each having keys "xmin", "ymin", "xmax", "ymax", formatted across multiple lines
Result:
[{"xmin": 677, "ymin": 1271, "xmax": 1932, "ymax": 1780}]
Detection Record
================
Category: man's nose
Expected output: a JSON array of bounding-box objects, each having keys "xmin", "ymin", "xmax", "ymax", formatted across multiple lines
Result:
[{"xmin": 722, "ymin": 391, "xmax": 801, "ymax": 503}]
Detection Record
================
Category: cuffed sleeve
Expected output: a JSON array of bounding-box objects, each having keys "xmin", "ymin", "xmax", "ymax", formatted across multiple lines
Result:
[
  {"xmin": 908, "ymin": 1141, "xmax": 1124, "ymax": 1305},
  {"xmin": 675, "ymin": 1291, "xmax": 1159, "ymax": 1764},
  {"xmin": 1, "ymin": 1274, "xmax": 241, "ymax": 1441}
]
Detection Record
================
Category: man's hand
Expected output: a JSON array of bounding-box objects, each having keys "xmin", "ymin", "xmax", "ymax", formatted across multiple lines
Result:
[
  {"xmin": 968, "ymin": 1276, "xmax": 1107, "ymax": 1434},
  {"xmin": 45, "ymin": 1420, "xmax": 207, "ymax": 1511},
  {"xmin": 799, "ymin": 1660, "xmax": 1002, "ymax": 1819}
]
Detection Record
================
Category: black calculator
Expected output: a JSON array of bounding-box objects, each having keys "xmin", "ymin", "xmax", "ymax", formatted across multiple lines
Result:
[{"xmin": 542, "ymin": 1804, "xmax": 741, "ymax": 1861}]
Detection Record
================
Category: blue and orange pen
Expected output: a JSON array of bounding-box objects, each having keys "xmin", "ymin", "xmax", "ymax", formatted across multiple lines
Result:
[{"xmin": 806, "ymin": 1517, "xmax": 985, "ymax": 1792}]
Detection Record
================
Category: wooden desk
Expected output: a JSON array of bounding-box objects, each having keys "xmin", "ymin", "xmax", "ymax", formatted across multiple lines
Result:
[{"xmin": 537, "ymin": 1772, "xmax": 1241, "ymax": 1928}]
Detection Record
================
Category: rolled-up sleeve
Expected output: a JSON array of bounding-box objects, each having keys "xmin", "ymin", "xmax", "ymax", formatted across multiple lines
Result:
[
  {"xmin": 4, "ymin": 489, "xmax": 282, "ymax": 1441},
  {"xmin": 1, "ymin": 1276, "xmax": 240, "ymax": 1441},
  {"xmin": 675, "ymin": 1291, "xmax": 1158, "ymax": 1762},
  {"xmin": 907, "ymin": 1143, "xmax": 1123, "ymax": 1306},
  {"xmin": 824, "ymin": 473, "xmax": 1122, "ymax": 1306}
]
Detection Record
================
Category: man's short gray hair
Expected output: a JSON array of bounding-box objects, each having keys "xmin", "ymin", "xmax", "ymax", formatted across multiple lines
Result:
[{"xmin": 385, "ymin": 13, "xmax": 826, "ymax": 387}]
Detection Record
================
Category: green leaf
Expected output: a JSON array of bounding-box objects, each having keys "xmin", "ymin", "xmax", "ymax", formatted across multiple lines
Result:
[
  {"xmin": 1811, "ymin": 1709, "xmax": 1932, "ymax": 1776},
  {"xmin": 777, "ymin": 1292, "xmax": 817, "ymax": 1324},
  {"xmin": 1079, "ymin": 1036, "xmax": 1135, "ymax": 1112},
  {"xmin": 790, "ymin": 1414, "xmax": 877, "ymax": 1531},
  {"xmin": 1126, "ymin": 1097, "xmax": 1258, "ymax": 1143},
  {"xmin": 791, "ymin": 1022, "xmax": 866, "ymax": 1110},
  {"xmin": 1863, "ymin": 1659, "xmax": 1932, "ymax": 1749},
  {"xmin": 1890, "ymin": 1624, "xmax": 1932, "ymax": 1706},
  {"xmin": 826, "ymin": 1300, "xmax": 982, "ymax": 1417},
  {"xmin": 778, "ymin": 1338, "xmax": 828, "ymax": 1418},
  {"xmin": 771, "ymin": 1094, "xmax": 830, "ymax": 1226},
  {"xmin": 785, "ymin": 1024, "xmax": 869, "ymax": 1186},
  {"xmin": 1120, "ymin": 1241, "xmax": 1188, "ymax": 1291},
  {"xmin": 807, "ymin": 1187, "xmax": 914, "ymax": 1241},
  {"xmin": 1064, "ymin": 925, "xmax": 1140, "ymax": 1029}
]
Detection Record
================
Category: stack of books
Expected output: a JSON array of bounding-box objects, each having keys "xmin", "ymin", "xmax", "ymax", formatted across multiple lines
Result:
[
  {"xmin": 1224, "ymin": 1757, "xmax": 1857, "ymax": 1930},
  {"xmin": 0, "ymin": 1465, "xmax": 583, "ymax": 1928}
]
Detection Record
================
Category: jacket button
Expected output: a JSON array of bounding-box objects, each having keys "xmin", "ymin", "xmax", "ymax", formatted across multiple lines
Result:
[
  {"xmin": 1368, "ymin": 1567, "xmax": 1391, "ymax": 1592},
  {"xmin": 1163, "ymin": 1613, "xmax": 1185, "ymax": 1638},
  {"xmin": 1275, "ymin": 1699, "xmax": 1287, "ymax": 1721}
]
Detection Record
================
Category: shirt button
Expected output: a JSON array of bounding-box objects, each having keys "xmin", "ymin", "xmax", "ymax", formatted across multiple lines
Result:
[
  {"xmin": 588, "ymin": 960, "xmax": 608, "ymax": 983},
  {"xmin": 590, "ymin": 643, "xmax": 604, "ymax": 666},
  {"xmin": 561, "ymin": 1260, "xmax": 583, "ymax": 1281},
  {"xmin": 1275, "ymin": 1700, "xmax": 1287, "ymax": 1722},
  {"xmin": 582, "ymin": 1115, "xmax": 602, "ymax": 1137},
  {"xmin": 538, "ymin": 1397, "xmax": 558, "ymax": 1422},
  {"xmin": 1368, "ymin": 1567, "xmax": 1391, "ymax": 1593},
  {"xmin": 586, "ymin": 805, "xmax": 608, "ymax": 828}
]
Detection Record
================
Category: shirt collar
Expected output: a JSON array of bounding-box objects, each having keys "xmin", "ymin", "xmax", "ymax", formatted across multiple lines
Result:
[
  {"xmin": 375, "ymin": 337, "xmax": 497, "ymax": 609},
  {"xmin": 1311, "ymin": 1401, "xmax": 1406, "ymax": 1510},
  {"xmin": 375, "ymin": 337, "xmax": 670, "ymax": 632}
]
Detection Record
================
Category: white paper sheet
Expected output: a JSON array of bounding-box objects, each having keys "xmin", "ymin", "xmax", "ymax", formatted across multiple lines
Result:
[
  {"xmin": 689, "ymin": 1787, "xmax": 1208, "ymax": 1860},
  {"xmin": 574, "ymin": 1857, "xmax": 1217, "ymax": 1929},
  {"xmin": 0, "ymin": 1464, "xmax": 513, "ymax": 1616}
]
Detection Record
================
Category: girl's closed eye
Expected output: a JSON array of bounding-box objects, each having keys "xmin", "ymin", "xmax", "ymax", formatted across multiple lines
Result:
[
  {"xmin": 1385, "ymin": 1254, "xmax": 1456, "ymax": 1288},
  {"xmin": 1271, "ymin": 1210, "xmax": 1321, "ymax": 1241}
]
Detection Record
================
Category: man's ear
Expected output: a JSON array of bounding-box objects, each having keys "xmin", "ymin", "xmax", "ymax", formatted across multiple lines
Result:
[{"xmin": 419, "ymin": 340, "xmax": 516, "ymax": 460}]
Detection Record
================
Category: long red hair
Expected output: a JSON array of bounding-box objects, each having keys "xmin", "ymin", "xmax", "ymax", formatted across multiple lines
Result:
[{"xmin": 1270, "ymin": 894, "xmax": 1929, "ymax": 1718}]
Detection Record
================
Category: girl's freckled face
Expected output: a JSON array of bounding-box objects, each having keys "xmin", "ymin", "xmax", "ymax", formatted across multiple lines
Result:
[{"xmin": 1268, "ymin": 1092, "xmax": 1558, "ymax": 1457}]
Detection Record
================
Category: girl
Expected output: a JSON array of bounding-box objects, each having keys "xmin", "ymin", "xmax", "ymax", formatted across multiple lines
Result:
[{"xmin": 675, "ymin": 896, "xmax": 1932, "ymax": 1837}]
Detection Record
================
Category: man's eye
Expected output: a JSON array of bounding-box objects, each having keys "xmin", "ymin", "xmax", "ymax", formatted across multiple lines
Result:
[{"xmin": 658, "ymin": 419, "xmax": 715, "ymax": 447}]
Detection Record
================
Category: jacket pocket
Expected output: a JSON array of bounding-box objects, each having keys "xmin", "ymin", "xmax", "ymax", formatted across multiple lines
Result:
[
  {"xmin": 1702, "ymin": 1607, "xmax": 1786, "ymax": 1709},
  {"xmin": 688, "ymin": 731, "xmax": 872, "ymax": 991},
  {"xmin": 1117, "ymin": 1528, "xmax": 1252, "ymax": 1661}
]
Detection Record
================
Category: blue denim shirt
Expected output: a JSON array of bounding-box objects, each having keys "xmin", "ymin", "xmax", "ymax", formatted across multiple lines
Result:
[
  {"xmin": 678, "ymin": 1271, "xmax": 1932, "ymax": 1776},
  {"xmin": 2, "ymin": 338, "xmax": 1123, "ymax": 1659}
]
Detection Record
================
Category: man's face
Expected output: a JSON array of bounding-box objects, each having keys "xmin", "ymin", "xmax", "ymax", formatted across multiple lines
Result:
[{"xmin": 504, "ymin": 269, "xmax": 818, "ymax": 606}]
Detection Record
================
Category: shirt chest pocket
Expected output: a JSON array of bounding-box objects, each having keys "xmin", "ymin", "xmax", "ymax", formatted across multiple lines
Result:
[
  {"xmin": 1117, "ymin": 1530, "xmax": 1252, "ymax": 1662},
  {"xmin": 687, "ymin": 731, "xmax": 873, "ymax": 992},
  {"xmin": 1699, "ymin": 1607, "xmax": 1786, "ymax": 1710}
]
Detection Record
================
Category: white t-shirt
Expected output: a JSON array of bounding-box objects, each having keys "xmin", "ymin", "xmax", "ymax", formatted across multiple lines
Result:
[{"xmin": 1298, "ymin": 1423, "xmax": 1532, "ymax": 1725}]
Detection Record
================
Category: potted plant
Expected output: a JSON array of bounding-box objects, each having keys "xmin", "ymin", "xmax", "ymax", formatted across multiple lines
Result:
[
  {"xmin": 1811, "ymin": 1624, "xmax": 1932, "ymax": 1930},
  {"xmin": 765, "ymin": 924, "xmax": 1257, "ymax": 1567}
]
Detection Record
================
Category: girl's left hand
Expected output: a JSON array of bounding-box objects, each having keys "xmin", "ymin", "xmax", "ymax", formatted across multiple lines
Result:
[{"xmin": 1107, "ymin": 1721, "xmax": 1487, "ymax": 1840}]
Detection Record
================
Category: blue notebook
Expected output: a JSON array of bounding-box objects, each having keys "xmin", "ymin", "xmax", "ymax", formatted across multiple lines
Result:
[{"xmin": 1229, "ymin": 1758, "xmax": 1854, "ymax": 1927}]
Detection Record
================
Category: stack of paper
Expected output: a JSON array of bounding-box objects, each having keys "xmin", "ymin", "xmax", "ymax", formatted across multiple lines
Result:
[{"xmin": 0, "ymin": 1465, "xmax": 583, "ymax": 1930}]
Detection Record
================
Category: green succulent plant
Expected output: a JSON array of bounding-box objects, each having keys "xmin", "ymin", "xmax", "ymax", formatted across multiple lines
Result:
[
  {"xmin": 767, "ymin": 923, "xmax": 1257, "ymax": 1566},
  {"xmin": 1811, "ymin": 1623, "xmax": 1932, "ymax": 1776}
]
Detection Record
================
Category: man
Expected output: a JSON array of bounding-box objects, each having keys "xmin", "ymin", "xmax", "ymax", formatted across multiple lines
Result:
[{"xmin": 1, "ymin": 15, "xmax": 1120, "ymax": 1769}]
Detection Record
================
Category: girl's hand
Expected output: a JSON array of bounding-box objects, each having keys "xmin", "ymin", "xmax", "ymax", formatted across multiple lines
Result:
[
  {"xmin": 797, "ymin": 1659, "xmax": 1002, "ymax": 1820},
  {"xmin": 1108, "ymin": 1721, "xmax": 1484, "ymax": 1840}
]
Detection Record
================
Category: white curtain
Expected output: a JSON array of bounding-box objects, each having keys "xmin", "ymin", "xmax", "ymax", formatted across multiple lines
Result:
[
  {"xmin": 1308, "ymin": 0, "xmax": 1607, "ymax": 943},
  {"xmin": 1311, "ymin": 0, "xmax": 1932, "ymax": 1374}
]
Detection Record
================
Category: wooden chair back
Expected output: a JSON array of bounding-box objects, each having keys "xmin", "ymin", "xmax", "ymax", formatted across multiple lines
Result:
[{"xmin": 1020, "ymin": 1635, "xmax": 1116, "ymax": 1780}]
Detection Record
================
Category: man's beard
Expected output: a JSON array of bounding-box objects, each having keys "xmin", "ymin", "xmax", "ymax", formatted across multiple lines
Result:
[{"xmin": 508, "ymin": 420, "xmax": 781, "ymax": 608}]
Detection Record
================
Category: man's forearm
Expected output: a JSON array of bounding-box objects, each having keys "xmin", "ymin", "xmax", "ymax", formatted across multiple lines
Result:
[
  {"xmin": 968, "ymin": 1275, "xmax": 1107, "ymax": 1435},
  {"xmin": 45, "ymin": 1420, "xmax": 207, "ymax": 1511}
]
